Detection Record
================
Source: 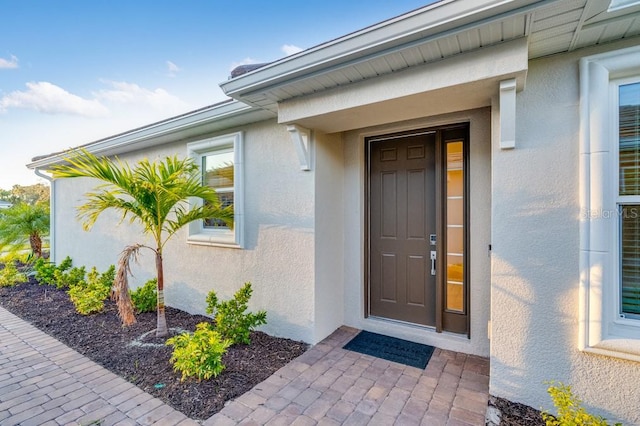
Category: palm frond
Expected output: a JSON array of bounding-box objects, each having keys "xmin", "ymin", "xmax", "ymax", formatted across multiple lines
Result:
[
  {"xmin": 162, "ymin": 203, "xmax": 234, "ymax": 243},
  {"xmin": 0, "ymin": 203, "xmax": 50, "ymax": 257},
  {"xmin": 113, "ymin": 244, "xmax": 146, "ymax": 326}
]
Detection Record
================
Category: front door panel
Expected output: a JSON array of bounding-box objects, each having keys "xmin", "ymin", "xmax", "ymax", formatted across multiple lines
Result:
[{"xmin": 369, "ymin": 133, "xmax": 437, "ymax": 326}]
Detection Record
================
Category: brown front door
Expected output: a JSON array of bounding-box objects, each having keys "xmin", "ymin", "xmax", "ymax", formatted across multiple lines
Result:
[
  {"xmin": 368, "ymin": 131, "xmax": 437, "ymax": 326},
  {"xmin": 367, "ymin": 126, "xmax": 469, "ymax": 334}
]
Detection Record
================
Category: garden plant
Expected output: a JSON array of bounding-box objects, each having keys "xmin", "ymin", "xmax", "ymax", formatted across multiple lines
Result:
[
  {"xmin": 52, "ymin": 150, "xmax": 233, "ymax": 336},
  {"xmin": 543, "ymin": 381, "xmax": 622, "ymax": 426},
  {"xmin": 0, "ymin": 202, "xmax": 49, "ymax": 258}
]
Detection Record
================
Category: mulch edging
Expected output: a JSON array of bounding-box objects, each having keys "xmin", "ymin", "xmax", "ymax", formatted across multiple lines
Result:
[{"xmin": 0, "ymin": 279, "xmax": 307, "ymax": 420}]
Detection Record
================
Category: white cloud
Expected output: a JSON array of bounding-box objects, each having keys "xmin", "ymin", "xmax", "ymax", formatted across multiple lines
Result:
[
  {"xmin": 166, "ymin": 60, "xmax": 181, "ymax": 77},
  {"xmin": 229, "ymin": 57, "xmax": 259, "ymax": 72},
  {"xmin": 281, "ymin": 44, "xmax": 303, "ymax": 56},
  {"xmin": 0, "ymin": 82, "xmax": 108, "ymax": 117},
  {"xmin": 95, "ymin": 80, "xmax": 189, "ymax": 112},
  {"xmin": 0, "ymin": 55, "xmax": 19, "ymax": 69}
]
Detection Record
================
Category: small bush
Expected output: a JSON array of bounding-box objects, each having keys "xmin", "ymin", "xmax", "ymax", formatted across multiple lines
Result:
[
  {"xmin": 33, "ymin": 256, "xmax": 73, "ymax": 286},
  {"xmin": 0, "ymin": 261, "xmax": 27, "ymax": 287},
  {"xmin": 205, "ymin": 282, "xmax": 267, "ymax": 345},
  {"xmin": 543, "ymin": 381, "xmax": 622, "ymax": 426},
  {"xmin": 166, "ymin": 322, "xmax": 231, "ymax": 381},
  {"xmin": 54, "ymin": 265, "xmax": 86, "ymax": 290},
  {"xmin": 33, "ymin": 257, "xmax": 58, "ymax": 285},
  {"xmin": 130, "ymin": 278, "xmax": 157, "ymax": 313},
  {"xmin": 67, "ymin": 265, "xmax": 115, "ymax": 315}
]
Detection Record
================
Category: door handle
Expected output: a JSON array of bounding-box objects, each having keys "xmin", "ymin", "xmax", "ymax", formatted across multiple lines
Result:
[{"xmin": 430, "ymin": 251, "xmax": 436, "ymax": 276}]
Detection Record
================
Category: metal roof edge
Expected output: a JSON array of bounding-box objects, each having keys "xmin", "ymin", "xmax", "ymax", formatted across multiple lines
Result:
[{"xmin": 27, "ymin": 100, "xmax": 268, "ymax": 169}]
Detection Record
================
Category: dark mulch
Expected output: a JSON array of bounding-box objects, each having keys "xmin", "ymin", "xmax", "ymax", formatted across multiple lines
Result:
[
  {"xmin": 0, "ymin": 278, "xmax": 307, "ymax": 420},
  {"xmin": 490, "ymin": 395, "xmax": 546, "ymax": 425}
]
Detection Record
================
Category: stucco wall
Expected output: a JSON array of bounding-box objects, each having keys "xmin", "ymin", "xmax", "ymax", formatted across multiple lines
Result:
[
  {"xmin": 341, "ymin": 108, "xmax": 492, "ymax": 357},
  {"xmin": 490, "ymin": 38, "xmax": 640, "ymax": 425},
  {"xmin": 313, "ymin": 132, "xmax": 345, "ymax": 343},
  {"xmin": 53, "ymin": 119, "xmax": 317, "ymax": 343}
]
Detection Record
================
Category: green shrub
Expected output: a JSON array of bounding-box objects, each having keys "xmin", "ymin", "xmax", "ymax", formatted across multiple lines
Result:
[
  {"xmin": 0, "ymin": 261, "xmax": 27, "ymax": 287},
  {"xmin": 543, "ymin": 381, "xmax": 622, "ymax": 426},
  {"xmin": 166, "ymin": 322, "xmax": 231, "ymax": 381},
  {"xmin": 33, "ymin": 257, "xmax": 55, "ymax": 285},
  {"xmin": 54, "ymin": 265, "xmax": 86, "ymax": 290},
  {"xmin": 67, "ymin": 265, "xmax": 115, "ymax": 315},
  {"xmin": 33, "ymin": 256, "xmax": 73, "ymax": 286},
  {"xmin": 130, "ymin": 278, "xmax": 157, "ymax": 313},
  {"xmin": 205, "ymin": 282, "xmax": 267, "ymax": 345},
  {"xmin": 33, "ymin": 257, "xmax": 57, "ymax": 285}
]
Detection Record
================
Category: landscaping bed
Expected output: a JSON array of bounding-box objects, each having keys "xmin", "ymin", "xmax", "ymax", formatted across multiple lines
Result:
[{"xmin": 0, "ymin": 278, "xmax": 307, "ymax": 420}]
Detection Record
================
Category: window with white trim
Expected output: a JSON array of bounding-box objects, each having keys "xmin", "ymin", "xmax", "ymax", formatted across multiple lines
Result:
[
  {"xmin": 187, "ymin": 132, "xmax": 243, "ymax": 248},
  {"xmin": 616, "ymin": 80, "xmax": 640, "ymax": 321},
  {"xmin": 580, "ymin": 45, "xmax": 640, "ymax": 362}
]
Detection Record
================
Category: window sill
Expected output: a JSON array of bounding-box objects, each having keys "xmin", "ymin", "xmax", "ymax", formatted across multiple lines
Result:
[
  {"xmin": 582, "ymin": 338, "xmax": 640, "ymax": 363},
  {"xmin": 187, "ymin": 233, "xmax": 242, "ymax": 249}
]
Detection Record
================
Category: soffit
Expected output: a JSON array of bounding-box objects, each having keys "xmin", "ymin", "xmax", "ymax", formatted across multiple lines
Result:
[
  {"xmin": 529, "ymin": 0, "xmax": 640, "ymax": 57},
  {"xmin": 221, "ymin": 0, "xmax": 640, "ymax": 111}
]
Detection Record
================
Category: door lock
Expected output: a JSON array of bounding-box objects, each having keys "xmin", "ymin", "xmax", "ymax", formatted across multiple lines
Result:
[{"xmin": 430, "ymin": 250, "xmax": 436, "ymax": 276}]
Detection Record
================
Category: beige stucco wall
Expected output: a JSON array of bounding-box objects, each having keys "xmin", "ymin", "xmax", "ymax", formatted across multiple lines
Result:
[
  {"xmin": 53, "ymin": 119, "xmax": 318, "ymax": 343},
  {"xmin": 340, "ymin": 108, "xmax": 492, "ymax": 357},
  {"xmin": 490, "ymin": 38, "xmax": 640, "ymax": 425},
  {"xmin": 313, "ymin": 132, "xmax": 345, "ymax": 343}
]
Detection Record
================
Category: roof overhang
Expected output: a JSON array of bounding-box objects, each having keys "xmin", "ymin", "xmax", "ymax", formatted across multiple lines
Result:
[
  {"xmin": 219, "ymin": 0, "xmax": 550, "ymax": 111},
  {"xmin": 28, "ymin": 101, "xmax": 274, "ymax": 170},
  {"xmin": 220, "ymin": 0, "xmax": 640, "ymax": 115},
  {"xmin": 277, "ymin": 37, "xmax": 528, "ymax": 133}
]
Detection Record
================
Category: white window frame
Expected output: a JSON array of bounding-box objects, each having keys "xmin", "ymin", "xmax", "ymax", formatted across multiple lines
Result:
[
  {"xmin": 187, "ymin": 132, "xmax": 244, "ymax": 248},
  {"xmin": 579, "ymin": 45, "xmax": 640, "ymax": 362}
]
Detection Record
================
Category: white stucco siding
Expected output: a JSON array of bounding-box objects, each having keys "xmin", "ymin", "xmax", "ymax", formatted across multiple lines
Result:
[
  {"xmin": 54, "ymin": 175, "xmax": 143, "ymax": 272},
  {"xmin": 313, "ymin": 132, "xmax": 345, "ymax": 343},
  {"xmin": 53, "ymin": 120, "xmax": 317, "ymax": 343},
  {"xmin": 490, "ymin": 38, "xmax": 640, "ymax": 425},
  {"xmin": 340, "ymin": 108, "xmax": 492, "ymax": 357}
]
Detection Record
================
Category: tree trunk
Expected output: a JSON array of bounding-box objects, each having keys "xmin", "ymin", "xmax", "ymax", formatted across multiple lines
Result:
[
  {"xmin": 155, "ymin": 250, "xmax": 168, "ymax": 337},
  {"xmin": 29, "ymin": 233, "xmax": 42, "ymax": 258}
]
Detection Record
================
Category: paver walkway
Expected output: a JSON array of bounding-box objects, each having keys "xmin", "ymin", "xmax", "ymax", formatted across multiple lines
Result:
[
  {"xmin": 0, "ymin": 306, "xmax": 490, "ymax": 425},
  {"xmin": 0, "ymin": 307, "xmax": 196, "ymax": 426},
  {"xmin": 206, "ymin": 327, "xmax": 490, "ymax": 426}
]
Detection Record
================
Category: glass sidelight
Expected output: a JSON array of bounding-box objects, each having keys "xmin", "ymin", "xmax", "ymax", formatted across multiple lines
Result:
[
  {"xmin": 439, "ymin": 126, "xmax": 469, "ymax": 335},
  {"xmin": 445, "ymin": 141, "xmax": 465, "ymax": 313}
]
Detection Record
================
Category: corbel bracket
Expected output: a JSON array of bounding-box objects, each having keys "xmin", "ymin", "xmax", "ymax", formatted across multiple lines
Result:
[
  {"xmin": 499, "ymin": 79, "xmax": 517, "ymax": 150},
  {"xmin": 287, "ymin": 124, "xmax": 312, "ymax": 171}
]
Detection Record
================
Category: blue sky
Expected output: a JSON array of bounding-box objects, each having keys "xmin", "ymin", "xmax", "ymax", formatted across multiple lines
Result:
[{"xmin": 0, "ymin": 0, "xmax": 432, "ymax": 189}]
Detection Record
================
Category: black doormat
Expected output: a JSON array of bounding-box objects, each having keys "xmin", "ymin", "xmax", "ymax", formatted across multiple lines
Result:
[{"xmin": 343, "ymin": 331, "xmax": 435, "ymax": 369}]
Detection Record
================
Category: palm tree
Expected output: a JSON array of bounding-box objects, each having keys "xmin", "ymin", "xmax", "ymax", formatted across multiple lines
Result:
[
  {"xmin": 51, "ymin": 150, "xmax": 233, "ymax": 337},
  {"xmin": 0, "ymin": 202, "xmax": 50, "ymax": 258}
]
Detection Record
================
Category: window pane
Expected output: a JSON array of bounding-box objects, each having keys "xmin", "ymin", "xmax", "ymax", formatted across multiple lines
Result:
[
  {"xmin": 203, "ymin": 150, "xmax": 234, "ymax": 229},
  {"xmin": 621, "ymin": 205, "xmax": 640, "ymax": 317},
  {"xmin": 203, "ymin": 192, "xmax": 233, "ymax": 229},
  {"xmin": 619, "ymin": 82, "xmax": 640, "ymax": 195},
  {"xmin": 204, "ymin": 151, "xmax": 234, "ymax": 189},
  {"xmin": 445, "ymin": 141, "xmax": 464, "ymax": 313}
]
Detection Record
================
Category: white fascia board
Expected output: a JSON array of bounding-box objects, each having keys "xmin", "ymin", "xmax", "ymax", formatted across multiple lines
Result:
[
  {"xmin": 219, "ymin": 0, "xmax": 551, "ymax": 99},
  {"xmin": 27, "ymin": 101, "xmax": 271, "ymax": 169}
]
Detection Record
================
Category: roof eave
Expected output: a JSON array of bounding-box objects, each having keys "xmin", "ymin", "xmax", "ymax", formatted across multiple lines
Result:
[
  {"xmin": 27, "ymin": 100, "xmax": 272, "ymax": 169},
  {"xmin": 219, "ymin": 0, "xmax": 550, "ymax": 99}
]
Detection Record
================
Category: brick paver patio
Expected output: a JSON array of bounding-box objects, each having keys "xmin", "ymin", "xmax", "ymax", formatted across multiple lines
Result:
[
  {"xmin": 206, "ymin": 327, "xmax": 490, "ymax": 426},
  {"xmin": 0, "ymin": 306, "xmax": 489, "ymax": 425}
]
